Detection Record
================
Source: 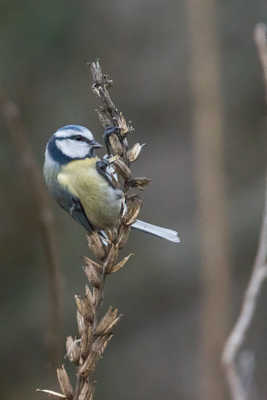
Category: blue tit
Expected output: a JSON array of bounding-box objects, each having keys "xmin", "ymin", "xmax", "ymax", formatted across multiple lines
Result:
[{"xmin": 43, "ymin": 125, "xmax": 180, "ymax": 243}]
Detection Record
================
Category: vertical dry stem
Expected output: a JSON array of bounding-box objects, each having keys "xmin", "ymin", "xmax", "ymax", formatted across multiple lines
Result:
[
  {"xmin": 186, "ymin": 1, "xmax": 231, "ymax": 399},
  {"xmin": 0, "ymin": 97, "xmax": 63, "ymax": 365},
  {"xmin": 38, "ymin": 61, "xmax": 148, "ymax": 400},
  {"xmin": 222, "ymin": 23, "xmax": 267, "ymax": 400}
]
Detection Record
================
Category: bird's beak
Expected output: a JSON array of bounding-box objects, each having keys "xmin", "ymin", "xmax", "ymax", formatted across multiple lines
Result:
[{"xmin": 91, "ymin": 140, "xmax": 102, "ymax": 149}]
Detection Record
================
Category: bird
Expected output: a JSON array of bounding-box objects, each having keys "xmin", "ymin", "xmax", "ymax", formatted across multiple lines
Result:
[{"xmin": 43, "ymin": 125, "xmax": 180, "ymax": 243}]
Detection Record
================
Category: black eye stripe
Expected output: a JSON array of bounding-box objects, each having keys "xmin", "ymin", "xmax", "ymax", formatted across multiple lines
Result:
[
  {"xmin": 75, "ymin": 135, "xmax": 84, "ymax": 141},
  {"xmin": 55, "ymin": 135, "xmax": 94, "ymax": 143}
]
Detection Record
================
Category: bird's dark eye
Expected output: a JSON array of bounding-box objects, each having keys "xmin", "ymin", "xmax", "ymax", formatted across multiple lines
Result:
[{"xmin": 75, "ymin": 135, "xmax": 84, "ymax": 141}]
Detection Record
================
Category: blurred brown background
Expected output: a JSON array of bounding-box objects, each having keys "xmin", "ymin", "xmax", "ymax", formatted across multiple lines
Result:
[{"xmin": 1, "ymin": 1, "xmax": 267, "ymax": 399}]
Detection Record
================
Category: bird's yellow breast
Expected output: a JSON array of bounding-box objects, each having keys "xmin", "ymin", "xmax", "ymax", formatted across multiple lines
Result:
[{"xmin": 57, "ymin": 157, "xmax": 122, "ymax": 229}]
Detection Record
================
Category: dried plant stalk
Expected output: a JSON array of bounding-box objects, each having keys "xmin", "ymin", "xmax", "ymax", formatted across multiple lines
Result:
[
  {"xmin": 38, "ymin": 60, "xmax": 148, "ymax": 400},
  {"xmin": 222, "ymin": 23, "xmax": 267, "ymax": 400},
  {"xmin": 0, "ymin": 96, "xmax": 63, "ymax": 366}
]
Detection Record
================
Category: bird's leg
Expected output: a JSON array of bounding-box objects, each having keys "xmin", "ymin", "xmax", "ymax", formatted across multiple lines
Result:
[{"xmin": 96, "ymin": 158, "xmax": 110, "ymax": 173}]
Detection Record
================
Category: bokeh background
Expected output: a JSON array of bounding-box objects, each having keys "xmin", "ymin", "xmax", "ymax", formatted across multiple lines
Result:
[{"xmin": 1, "ymin": 1, "xmax": 267, "ymax": 399}]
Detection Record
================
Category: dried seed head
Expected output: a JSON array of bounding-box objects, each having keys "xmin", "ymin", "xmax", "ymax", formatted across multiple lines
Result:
[
  {"xmin": 110, "ymin": 134, "xmax": 124, "ymax": 155},
  {"xmin": 85, "ymin": 285, "xmax": 94, "ymax": 307},
  {"xmin": 78, "ymin": 382, "xmax": 94, "ymax": 400},
  {"xmin": 78, "ymin": 351, "xmax": 99, "ymax": 377},
  {"xmin": 83, "ymin": 257, "xmax": 102, "ymax": 288},
  {"xmin": 76, "ymin": 310, "xmax": 86, "ymax": 336},
  {"xmin": 87, "ymin": 232, "xmax": 106, "ymax": 260},
  {"xmin": 105, "ymin": 227, "xmax": 117, "ymax": 243},
  {"xmin": 128, "ymin": 177, "xmax": 151, "ymax": 190},
  {"xmin": 95, "ymin": 307, "xmax": 121, "ymax": 336},
  {"xmin": 103, "ymin": 245, "xmax": 119, "ymax": 274},
  {"xmin": 90, "ymin": 60, "xmax": 102, "ymax": 84},
  {"xmin": 92, "ymin": 334, "xmax": 114, "ymax": 358},
  {"xmin": 123, "ymin": 198, "xmax": 143, "ymax": 226},
  {"xmin": 109, "ymin": 253, "xmax": 134, "ymax": 274},
  {"xmin": 127, "ymin": 143, "xmax": 146, "ymax": 163},
  {"xmin": 92, "ymin": 286, "xmax": 103, "ymax": 308},
  {"xmin": 117, "ymin": 112, "xmax": 129, "ymax": 136},
  {"xmin": 95, "ymin": 108, "xmax": 112, "ymax": 128},
  {"xmin": 114, "ymin": 157, "xmax": 132, "ymax": 180},
  {"xmin": 66, "ymin": 336, "xmax": 81, "ymax": 363},
  {"xmin": 117, "ymin": 224, "xmax": 131, "ymax": 249},
  {"xmin": 98, "ymin": 334, "xmax": 114, "ymax": 357},
  {"xmin": 80, "ymin": 330, "xmax": 89, "ymax": 359},
  {"xmin": 56, "ymin": 365, "xmax": 73, "ymax": 399},
  {"xmin": 75, "ymin": 295, "xmax": 94, "ymax": 322}
]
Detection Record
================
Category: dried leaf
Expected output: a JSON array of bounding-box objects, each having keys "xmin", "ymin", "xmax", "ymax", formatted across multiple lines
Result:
[
  {"xmin": 36, "ymin": 389, "xmax": 66, "ymax": 399},
  {"xmin": 127, "ymin": 143, "xmax": 146, "ymax": 162},
  {"xmin": 109, "ymin": 253, "xmax": 134, "ymax": 273},
  {"xmin": 56, "ymin": 365, "xmax": 73, "ymax": 398},
  {"xmin": 114, "ymin": 158, "xmax": 131, "ymax": 180},
  {"xmin": 128, "ymin": 177, "xmax": 151, "ymax": 189},
  {"xmin": 66, "ymin": 336, "xmax": 80, "ymax": 363},
  {"xmin": 103, "ymin": 245, "xmax": 118, "ymax": 274},
  {"xmin": 95, "ymin": 307, "xmax": 121, "ymax": 336},
  {"xmin": 83, "ymin": 257, "xmax": 102, "ymax": 288}
]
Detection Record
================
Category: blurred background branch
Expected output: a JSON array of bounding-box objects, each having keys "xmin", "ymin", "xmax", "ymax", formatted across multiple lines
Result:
[
  {"xmin": 0, "ymin": 97, "xmax": 63, "ymax": 365},
  {"xmin": 186, "ymin": 0, "xmax": 231, "ymax": 399},
  {"xmin": 222, "ymin": 23, "xmax": 267, "ymax": 400}
]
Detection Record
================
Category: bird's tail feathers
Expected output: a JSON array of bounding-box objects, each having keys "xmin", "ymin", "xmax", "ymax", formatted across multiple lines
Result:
[{"xmin": 132, "ymin": 219, "xmax": 180, "ymax": 243}]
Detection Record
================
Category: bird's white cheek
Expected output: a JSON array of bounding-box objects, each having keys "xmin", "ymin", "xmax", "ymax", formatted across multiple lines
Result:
[{"xmin": 56, "ymin": 139, "xmax": 89, "ymax": 158}]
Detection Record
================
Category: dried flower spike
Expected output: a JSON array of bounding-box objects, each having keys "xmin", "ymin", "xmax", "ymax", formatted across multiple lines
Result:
[{"xmin": 40, "ymin": 60, "xmax": 150, "ymax": 400}]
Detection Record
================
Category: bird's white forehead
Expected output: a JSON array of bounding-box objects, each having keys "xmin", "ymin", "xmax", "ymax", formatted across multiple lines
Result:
[{"xmin": 54, "ymin": 125, "xmax": 95, "ymax": 141}]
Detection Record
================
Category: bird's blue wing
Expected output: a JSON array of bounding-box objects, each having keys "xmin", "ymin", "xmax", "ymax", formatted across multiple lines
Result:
[{"xmin": 56, "ymin": 186, "xmax": 94, "ymax": 233}]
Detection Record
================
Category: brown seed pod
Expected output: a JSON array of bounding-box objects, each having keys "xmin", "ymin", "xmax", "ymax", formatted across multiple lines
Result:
[
  {"xmin": 66, "ymin": 336, "xmax": 81, "ymax": 364},
  {"xmin": 56, "ymin": 365, "xmax": 73, "ymax": 399},
  {"xmin": 103, "ymin": 244, "xmax": 119, "ymax": 274},
  {"xmin": 127, "ymin": 176, "xmax": 151, "ymax": 189},
  {"xmin": 87, "ymin": 232, "xmax": 107, "ymax": 260},
  {"xmin": 113, "ymin": 158, "xmax": 132, "ymax": 180},
  {"xmin": 109, "ymin": 253, "xmax": 134, "ymax": 273},
  {"xmin": 83, "ymin": 257, "xmax": 102, "ymax": 288},
  {"xmin": 127, "ymin": 143, "xmax": 146, "ymax": 162},
  {"xmin": 123, "ymin": 197, "xmax": 143, "ymax": 226}
]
